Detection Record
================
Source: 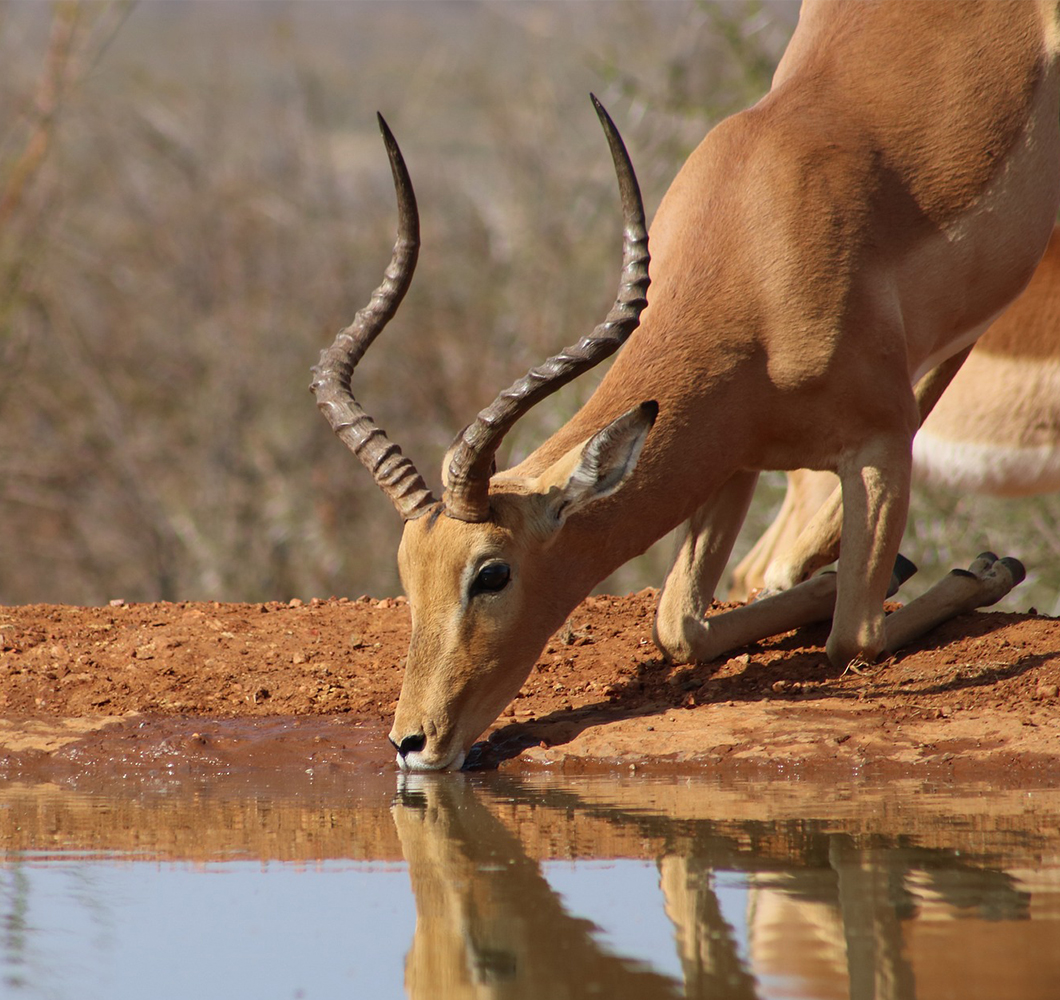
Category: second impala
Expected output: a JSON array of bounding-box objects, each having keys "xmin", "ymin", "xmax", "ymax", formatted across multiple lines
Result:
[{"xmin": 314, "ymin": 1, "xmax": 1060, "ymax": 770}]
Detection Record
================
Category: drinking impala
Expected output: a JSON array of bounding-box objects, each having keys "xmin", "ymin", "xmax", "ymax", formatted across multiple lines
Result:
[{"xmin": 314, "ymin": 1, "xmax": 1060, "ymax": 770}]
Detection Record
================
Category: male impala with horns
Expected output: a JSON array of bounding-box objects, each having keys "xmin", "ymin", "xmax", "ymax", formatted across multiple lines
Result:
[{"xmin": 313, "ymin": 1, "xmax": 1060, "ymax": 771}]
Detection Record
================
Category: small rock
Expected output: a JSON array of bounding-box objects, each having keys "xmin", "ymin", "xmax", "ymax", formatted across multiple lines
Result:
[
  {"xmin": 771, "ymin": 679, "xmax": 790, "ymax": 693},
  {"xmin": 1034, "ymin": 683, "xmax": 1059, "ymax": 700},
  {"xmin": 292, "ymin": 651, "xmax": 307, "ymax": 665},
  {"xmin": 288, "ymin": 598, "xmax": 304, "ymax": 608},
  {"xmin": 109, "ymin": 598, "xmax": 125, "ymax": 608}
]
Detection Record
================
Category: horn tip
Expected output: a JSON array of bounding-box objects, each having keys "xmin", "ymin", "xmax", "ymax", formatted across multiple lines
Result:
[
  {"xmin": 590, "ymin": 92, "xmax": 610, "ymax": 123},
  {"xmin": 376, "ymin": 111, "xmax": 396, "ymax": 145}
]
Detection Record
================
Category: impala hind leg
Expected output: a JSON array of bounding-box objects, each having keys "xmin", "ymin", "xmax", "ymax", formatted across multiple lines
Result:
[
  {"xmin": 729, "ymin": 469, "xmax": 837, "ymax": 600},
  {"xmin": 653, "ymin": 471, "xmax": 759, "ymax": 663},
  {"xmin": 761, "ymin": 473, "xmax": 843, "ymax": 593}
]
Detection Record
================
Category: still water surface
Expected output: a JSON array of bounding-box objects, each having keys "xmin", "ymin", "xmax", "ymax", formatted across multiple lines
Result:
[{"xmin": 1, "ymin": 767, "xmax": 1058, "ymax": 999}]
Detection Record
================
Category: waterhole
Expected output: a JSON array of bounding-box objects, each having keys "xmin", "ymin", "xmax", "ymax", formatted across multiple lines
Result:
[{"xmin": 0, "ymin": 720, "xmax": 1057, "ymax": 999}]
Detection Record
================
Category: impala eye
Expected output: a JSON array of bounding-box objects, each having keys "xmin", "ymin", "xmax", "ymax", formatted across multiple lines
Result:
[{"xmin": 472, "ymin": 562, "xmax": 511, "ymax": 596}]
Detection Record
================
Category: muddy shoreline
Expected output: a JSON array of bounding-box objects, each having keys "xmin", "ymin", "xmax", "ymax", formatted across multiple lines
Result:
[{"xmin": 1, "ymin": 591, "xmax": 1058, "ymax": 781}]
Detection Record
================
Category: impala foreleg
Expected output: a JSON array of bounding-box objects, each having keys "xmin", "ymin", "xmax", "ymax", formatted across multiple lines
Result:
[
  {"xmin": 661, "ymin": 554, "xmax": 915, "ymax": 664},
  {"xmin": 653, "ymin": 471, "xmax": 759, "ymax": 663},
  {"xmin": 825, "ymin": 436, "xmax": 913, "ymax": 668},
  {"xmin": 757, "ymin": 348, "xmax": 974, "ymax": 596},
  {"xmin": 882, "ymin": 552, "xmax": 1025, "ymax": 655},
  {"xmin": 695, "ymin": 571, "xmax": 839, "ymax": 658}
]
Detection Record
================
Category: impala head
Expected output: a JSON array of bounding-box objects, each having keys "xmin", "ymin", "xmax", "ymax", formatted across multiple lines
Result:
[{"xmin": 311, "ymin": 97, "xmax": 651, "ymax": 771}]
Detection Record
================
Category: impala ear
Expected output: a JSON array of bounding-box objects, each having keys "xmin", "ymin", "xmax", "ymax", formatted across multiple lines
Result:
[{"xmin": 541, "ymin": 401, "xmax": 658, "ymax": 526}]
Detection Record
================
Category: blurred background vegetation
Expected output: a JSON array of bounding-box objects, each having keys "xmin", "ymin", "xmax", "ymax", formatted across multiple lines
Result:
[{"xmin": 0, "ymin": 0, "xmax": 1056, "ymax": 615}]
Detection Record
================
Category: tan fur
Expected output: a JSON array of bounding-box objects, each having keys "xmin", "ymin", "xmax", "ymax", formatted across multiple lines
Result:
[
  {"xmin": 733, "ymin": 223, "xmax": 1060, "ymax": 601},
  {"xmin": 389, "ymin": 1, "xmax": 1060, "ymax": 769}
]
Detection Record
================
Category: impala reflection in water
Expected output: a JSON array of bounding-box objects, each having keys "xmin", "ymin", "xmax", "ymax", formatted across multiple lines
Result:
[
  {"xmin": 393, "ymin": 778, "xmax": 685, "ymax": 999},
  {"xmin": 2, "ymin": 772, "xmax": 1059, "ymax": 998},
  {"xmin": 392, "ymin": 776, "xmax": 1060, "ymax": 1000}
]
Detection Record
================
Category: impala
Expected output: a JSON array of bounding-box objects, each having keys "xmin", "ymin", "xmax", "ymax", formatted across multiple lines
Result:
[
  {"xmin": 731, "ymin": 224, "xmax": 1060, "ymax": 601},
  {"xmin": 313, "ymin": 1, "xmax": 1060, "ymax": 771}
]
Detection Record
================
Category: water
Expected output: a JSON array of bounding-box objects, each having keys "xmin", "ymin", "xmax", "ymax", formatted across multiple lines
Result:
[{"xmin": 1, "ymin": 768, "xmax": 1058, "ymax": 999}]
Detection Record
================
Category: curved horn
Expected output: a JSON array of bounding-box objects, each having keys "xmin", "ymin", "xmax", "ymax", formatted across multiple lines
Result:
[
  {"xmin": 310, "ymin": 113, "xmax": 438, "ymax": 521},
  {"xmin": 443, "ymin": 94, "xmax": 651, "ymax": 522}
]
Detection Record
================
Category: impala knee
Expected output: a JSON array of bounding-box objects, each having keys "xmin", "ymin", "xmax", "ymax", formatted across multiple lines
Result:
[
  {"xmin": 652, "ymin": 612, "xmax": 695, "ymax": 664},
  {"xmin": 825, "ymin": 616, "xmax": 885, "ymax": 670},
  {"xmin": 652, "ymin": 611, "xmax": 726, "ymax": 665}
]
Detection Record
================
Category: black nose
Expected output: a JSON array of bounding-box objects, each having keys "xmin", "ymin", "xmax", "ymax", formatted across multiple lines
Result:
[{"xmin": 390, "ymin": 733, "xmax": 426, "ymax": 757}]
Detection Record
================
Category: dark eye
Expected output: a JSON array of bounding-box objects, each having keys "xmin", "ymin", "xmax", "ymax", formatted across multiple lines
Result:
[{"xmin": 472, "ymin": 562, "xmax": 511, "ymax": 595}]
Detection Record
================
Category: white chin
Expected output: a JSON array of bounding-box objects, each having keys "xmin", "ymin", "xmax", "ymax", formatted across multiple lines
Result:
[{"xmin": 396, "ymin": 749, "xmax": 466, "ymax": 773}]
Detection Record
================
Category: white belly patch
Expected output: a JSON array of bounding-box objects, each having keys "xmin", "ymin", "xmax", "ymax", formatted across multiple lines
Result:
[{"xmin": 913, "ymin": 434, "xmax": 1060, "ymax": 497}]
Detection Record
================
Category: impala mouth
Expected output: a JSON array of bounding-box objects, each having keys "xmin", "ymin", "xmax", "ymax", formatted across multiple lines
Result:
[{"xmin": 395, "ymin": 747, "xmax": 467, "ymax": 773}]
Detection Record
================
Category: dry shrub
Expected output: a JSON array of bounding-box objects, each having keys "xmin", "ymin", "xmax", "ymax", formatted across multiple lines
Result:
[{"xmin": 0, "ymin": 2, "xmax": 1052, "ymax": 616}]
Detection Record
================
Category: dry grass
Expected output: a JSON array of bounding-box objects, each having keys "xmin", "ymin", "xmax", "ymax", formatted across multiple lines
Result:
[{"xmin": 0, "ymin": 1, "xmax": 1055, "ymax": 616}]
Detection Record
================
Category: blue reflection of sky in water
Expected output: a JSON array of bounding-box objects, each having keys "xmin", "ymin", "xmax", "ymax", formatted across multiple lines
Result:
[
  {"xmin": 542, "ymin": 859, "xmax": 751, "ymax": 983},
  {"xmin": 2, "ymin": 861, "xmax": 416, "ymax": 1000},
  {"xmin": 544, "ymin": 859, "xmax": 686, "ymax": 981},
  {"xmin": 713, "ymin": 870, "xmax": 752, "ymax": 967},
  {"xmin": 2, "ymin": 857, "xmax": 749, "ymax": 999}
]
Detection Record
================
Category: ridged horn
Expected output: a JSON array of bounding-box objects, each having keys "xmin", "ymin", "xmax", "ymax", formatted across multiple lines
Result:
[
  {"xmin": 442, "ymin": 94, "xmax": 650, "ymax": 522},
  {"xmin": 310, "ymin": 113, "xmax": 438, "ymax": 521}
]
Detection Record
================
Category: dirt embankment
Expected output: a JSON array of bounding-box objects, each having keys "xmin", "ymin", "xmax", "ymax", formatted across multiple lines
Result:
[{"xmin": 1, "ymin": 590, "xmax": 1059, "ymax": 780}]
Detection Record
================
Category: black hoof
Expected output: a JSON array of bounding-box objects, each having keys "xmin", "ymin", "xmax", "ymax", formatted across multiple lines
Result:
[
  {"xmin": 886, "ymin": 552, "xmax": 918, "ymax": 597},
  {"xmin": 893, "ymin": 553, "xmax": 918, "ymax": 585},
  {"xmin": 999, "ymin": 556, "xmax": 1026, "ymax": 586}
]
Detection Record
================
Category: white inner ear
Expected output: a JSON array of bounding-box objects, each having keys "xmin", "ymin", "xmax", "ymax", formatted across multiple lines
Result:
[{"xmin": 554, "ymin": 402, "xmax": 657, "ymax": 523}]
